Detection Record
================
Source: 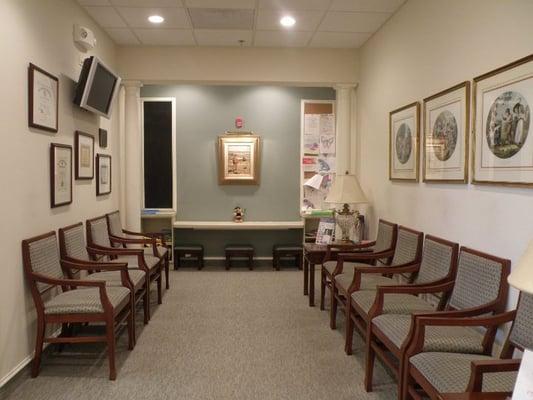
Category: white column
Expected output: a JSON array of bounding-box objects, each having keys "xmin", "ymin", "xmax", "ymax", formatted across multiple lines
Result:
[
  {"xmin": 122, "ymin": 80, "xmax": 143, "ymax": 232},
  {"xmin": 334, "ymin": 84, "xmax": 357, "ymax": 175}
]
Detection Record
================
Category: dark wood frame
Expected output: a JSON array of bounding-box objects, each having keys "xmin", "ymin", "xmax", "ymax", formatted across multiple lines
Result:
[
  {"xmin": 106, "ymin": 210, "xmax": 170, "ymax": 290},
  {"xmin": 389, "ymin": 102, "xmax": 421, "ymax": 182},
  {"xmin": 28, "ymin": 63, "xmax": 59, "ymax": 133},
  {"xmin": 320, "ymin": 219, "xmax": 397, "ymax": 311},
  {"xmin": 75, "ymin": 131, "xmax": 95, "ymax": 180},
  {"xmin": 363, "ymin": 247, "xmax": 510, "ymax": 400},
  {"xmin": 86, "ymin": 215, "xmax": 163, "ymax": 321},
  {"xmin": 423, "ymin": 81, "xmax": 470, "ymax": 183},
  {"xmin": 50, "ymin": 143, "xmax": 72, "ymax": 208},
  {"xmin": 58, "ymin": 221, "xmax": 149, "ymax": 333},
  {"xmin": 21, "ymin": 231, "xmax": 134, "ymax": 380},
  {"xmin": 472, "ymin": 54, "xmax": 533, "ymax": 187},
  {"xmin": 404, "ymin": 290, "xmax": 526, "ymax": 400},
  {"xmin": 96, "ymin": 154, "xmax": 112, "ymax": 195}
]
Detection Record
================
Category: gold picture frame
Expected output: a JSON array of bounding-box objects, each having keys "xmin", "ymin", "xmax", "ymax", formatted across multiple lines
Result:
[
  {"xmin": 389, "ymin": 102, "xmax": 420, "ymax": 182},
  {"xmin": 423, "ymin": 81, "xmax": 470, "ymax": 183},
  {"xmin": 217, "ymin": 132, "xmax": 260, "ymax": 185},
  {"xmin": 472, "ymin": 54, "xmax": 533, "ymax": 187}
]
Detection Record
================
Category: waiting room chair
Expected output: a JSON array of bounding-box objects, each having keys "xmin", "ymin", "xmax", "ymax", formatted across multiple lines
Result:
[{"xmin": 22, "ymin": 231, "xmax": 134, "ymax": 380}]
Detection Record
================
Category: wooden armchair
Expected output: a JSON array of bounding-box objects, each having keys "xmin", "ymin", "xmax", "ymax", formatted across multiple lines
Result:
[
  {"xmin": 86, "ymin": 216, "xmax": 163, "ymax": 321},
  {"xmin": 403, "ymin": 292, "xmax": 532, "ymax": 400},
  {"xmin": 320, "ymin": 219, "xmax": 398, "ymax": 310},
  {"xmin": 345, "ymin": 235, "xmax": 459, "ymax": 358},
  {"xmin": 106, "ymin": 210, "xmax": 170, "ymax": 290},
  {"xmin": 59, "ymin": 222, "xmax": 149, "ymax": 329},
  {"xmin": 330, "ymin": 226, "xmax": 423, "ymax": 341},
  {"xmin": 364, "ymin": 247, "xmax": 510, "ymax": 399},
  {"xmin": 22, "ymin": 231, "xmax": 134, "ymax": 380}
]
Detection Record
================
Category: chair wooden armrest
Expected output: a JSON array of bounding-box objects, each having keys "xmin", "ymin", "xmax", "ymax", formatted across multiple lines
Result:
[
  {"xmin": 123, "ymin": 229, "xmax": 165, "ymax": 241},
  {"xmin": 333, "ymin": 249, "xmax": 394, "ymax": 275},
  {"xmin": 410, "ymin": 300, "xmax": 504, "ymax": 319},
  {"xmin": 405, "ymin": 310, "xmax": 516, "ymax": 358},
  {"xmin": 322, "ymin": 242, "xmax": 374, "ymax": 262},
  {"xmin": 467, "ymin": 359, "xmax": 521, "ymax": 392},
  {"xmin": 29, "ymin": 271, "xmax": 106, "ymax": 288},
  {"xmin": 87, "ymin": 246, "xmax": 148, "ymax": 272},
  {"xmin": 348, "ymin": 262, "xmax": 421, "ymax": 292},
  {"xmin": 60, "ymin": 260, "xmax": 131, "ymax": 288}
]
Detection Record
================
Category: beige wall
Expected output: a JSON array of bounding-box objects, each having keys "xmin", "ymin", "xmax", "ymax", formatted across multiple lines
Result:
[
  {"xmin": 0, "ymin": 0, "xmax": 119, "ymax": 385},
  {"xmin": 356, "ymin": 0, "xmax": 533, "ymax": 310},
  {"xmin": 118, "ymin": 46, "xmax": 359, "ymax": 85}
]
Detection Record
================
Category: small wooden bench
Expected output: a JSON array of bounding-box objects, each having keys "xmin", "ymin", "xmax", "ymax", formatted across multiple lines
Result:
[
  {"xmin": 225, "ymin": 245, "xmax": 254, "ymax": 270},
  {"xmin": 174, "ymin": 245, "xmax": 204, "ymax": 270},
  {"xmin": 273, "ymin": 245, "xmax": 303, "ymax": 271}
]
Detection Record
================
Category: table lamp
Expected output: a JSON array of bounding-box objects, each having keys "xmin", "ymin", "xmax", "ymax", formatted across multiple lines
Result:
[
  {"xmin": 325, "ymin": 172, "xmax": 368, "ymax": 242},
  {"xmin": 508, "ymin": 240, "xmax": 533, "ymax": 400}
]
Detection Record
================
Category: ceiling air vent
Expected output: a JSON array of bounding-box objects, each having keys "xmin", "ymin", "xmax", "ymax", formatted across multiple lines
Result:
[{"xmin": 188, "ymin": 8, "xmax": 255, "ymax": 30}]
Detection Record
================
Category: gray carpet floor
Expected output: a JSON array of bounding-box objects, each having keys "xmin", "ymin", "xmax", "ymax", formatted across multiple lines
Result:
[{"xmin": 1, "ymin": 268, "xmax": 396, "ymax": 400}]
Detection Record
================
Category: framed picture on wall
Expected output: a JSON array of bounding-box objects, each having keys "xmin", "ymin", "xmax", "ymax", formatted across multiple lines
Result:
[
  {"xmin": 50, "ymin": 143, "xmax": 72, "ymax": 208},
  {"xmin": 389, "ymin": 102, "xmax": 420, "ymax": 181},
  {"xmin": 75, "ymin": 131, "xmax": 94, "ymax": 180},
  {"xmin": 423, "ymin": 81, "xmax": 470, "ymax": 183},
  {"xmin": 28, "ymin": 63, "xmax": 59, "ymax": 133},
  {"xmin": 96, "ymin": 154, "xmax": 111, "ymax": 195},
  {"xmin": 472, "ymin": 54, "xmax": 533, "ymax": 186},
  {"xmin": 217, "ymin": 133, "xmax": 261, "ymax": 185}
]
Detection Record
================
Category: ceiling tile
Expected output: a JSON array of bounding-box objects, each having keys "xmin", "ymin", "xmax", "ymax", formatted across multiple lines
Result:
[
  {"xmin": 105, "ymin": 28, "xmax": 140, "ymax": 45},
  {"xmin": 194, "ymin": 29, "xmax": 252, "ymax": 46},
  {"xmin": 184, "ymin": 0, "xmax": 255, "ymax": 8},
  {"xmin": 77, "ymin": 0, "xmax": 111, "ymax": 5},
  {"xmin": 134, "ymin": 29, "xmax": 196, "ymax": 45},
  {"xmin": 256, "ymin": 10, "xmax": 324, "ymax": 31},
  {"xmin": 330, "ymin": 0, "xmax": 405, "ymax": 13},
  {"xmin": 110, "ymin": 0, "xmax": 183, "ymax": 6},
  {"xmin": 117, "ymin": 7, "xmax": 190, "ymax": 28},
  {"xmin": 254, "ymin": 30, "xmax": 312, "ymax": 47},
  {"xmin": 309, "ymin": 31, "xmax": 371, "ymax": 48},
  {"xmin": 258, "ymin": 0, "xmax": 330, "ymax": 11},
  {"xmin": 84, "ymin": 6, "xmax": 127, "ymax": 28},
  {"xmin": 188, "ymin": 8, "xmax": 254, "ymax": 29},
  {"xmin": 319, "ymin": 11, "xmax": 390, "ymax": 32}
]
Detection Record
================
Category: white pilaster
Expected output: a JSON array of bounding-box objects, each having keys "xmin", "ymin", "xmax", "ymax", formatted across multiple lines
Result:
[
  {"xmin": 334, "ymin": 84, "xmax": 357, "ymax": 175},
  {"xmin": 122, "ymin": 80, "xmax": 143, "ymax": 232}
]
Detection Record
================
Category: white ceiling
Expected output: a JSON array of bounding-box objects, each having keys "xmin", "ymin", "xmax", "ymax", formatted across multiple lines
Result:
[{"xmin": 77, "ymin": 0, "xmax": 406, "ymax": 48}]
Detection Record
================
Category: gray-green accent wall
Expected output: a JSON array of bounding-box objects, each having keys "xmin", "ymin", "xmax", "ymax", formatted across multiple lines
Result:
[{"xmin": 141, "ymin": 85, "xmax": 335, "ymax": 257}]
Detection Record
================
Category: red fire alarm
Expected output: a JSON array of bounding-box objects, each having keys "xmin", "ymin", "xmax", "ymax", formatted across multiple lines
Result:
[{"xmin": 235, "ymin": 116, "xmax": 243, "ymax": 129}]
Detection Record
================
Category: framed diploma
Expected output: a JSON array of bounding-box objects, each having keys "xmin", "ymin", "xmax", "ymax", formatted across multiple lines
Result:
[
  {"xmin": 28, "ymin": 63, "xmax": 59, "ymax": 133},
  {"xmin": 50, "ymin": 143, "xmax": 72, "ymax": 208},
  {"xmin": 75, "ymin": 131, "xmax": 94, "ymax": 180},
  {"xmin": 96, "ymin": 154, "xmax": 112, "ymax": 196}
]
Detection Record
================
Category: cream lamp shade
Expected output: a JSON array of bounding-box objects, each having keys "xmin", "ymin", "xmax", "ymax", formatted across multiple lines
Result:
[
  {"xmin": 508, "ymin": 240, "xmax": 533, "ymax": 294},
  {"xmin": 325, "ymin": 173, "xmax": 368, "ymax": 205},
  {"xmin": 304, "ymin": 174, "xmax": 324, "ymax": 190}
]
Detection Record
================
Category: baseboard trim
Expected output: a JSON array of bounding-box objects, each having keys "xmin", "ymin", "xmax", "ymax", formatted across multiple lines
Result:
[{"xmin": 0, "ymin": 327, "xmax": 61, "ymax": 389}]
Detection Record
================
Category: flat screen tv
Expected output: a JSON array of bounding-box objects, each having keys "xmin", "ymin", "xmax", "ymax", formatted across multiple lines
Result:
[{"xmin": 74, "ymin": 56, "xmax": 121, "ymax": 119}]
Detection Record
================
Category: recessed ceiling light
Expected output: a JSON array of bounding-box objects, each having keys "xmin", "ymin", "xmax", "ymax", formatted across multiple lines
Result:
[
  {"xmin": 148, "ymin": 15, "xmax": 164, "ymax": 24},
  {"xmin": 280, "ymin": 15, "xmax": 295, "ymax": 27}
]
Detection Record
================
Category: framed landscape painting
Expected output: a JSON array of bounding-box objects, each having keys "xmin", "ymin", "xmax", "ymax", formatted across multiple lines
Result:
[
  {"xmin": 389, "ymin": 102, "xmax": 420, "ymax": 181},
  {"xmin": 96, "ymin": 154, "xmax": 111, "ymax": 195},
  {"xmin": 423, "ymin": 81, "xmax": 470, "ymax": 183},
  {"xmin": 472, "ymin": 54, "xmax": 533, "ymax": 186},
  {"xmin": 217, "ymin": 133, "xmax": 260, "ymax": 185}
]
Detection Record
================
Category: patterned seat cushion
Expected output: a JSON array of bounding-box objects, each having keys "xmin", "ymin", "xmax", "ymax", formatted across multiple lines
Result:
[
  {"xmin": 351, "ymin": 291, "xmax": 434, "ymax": 316},
  {"xmin": 323, "ymin": 261, "xmax": 337, "ymax": 275},
  {"xmin": 86, "ymin": 269, "xmax": 145, "ymax": 290},
  {"xmin": 44, "ymin": 287, "xmax": 130, "ymax": 314},
  {"xmin": 372, "ymin": 314, "xmax": 485, "ymax": 353},
  {"xmin": 335, "ymin": 267, "xmax": 395, "ymax": 292},
  {"xmin": 410, "ymin": 352, "xmax": 517, "ymax": 393},
  {"xmin": 116, "ymin": 255, "xmax": 160, "ymax": 271},
  {"xmin": 144, "ymin": 246, "xmax": 168, "ymax": 258}
]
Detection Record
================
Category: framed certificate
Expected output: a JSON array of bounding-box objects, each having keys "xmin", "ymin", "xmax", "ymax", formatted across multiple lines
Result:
[
  {"xmin": 50, "ymin": 143, "xmax": 72, "ymax": 208},
  {"xmin": 29, "ymin": 63, "xmax": 58, "ymax": 133}
]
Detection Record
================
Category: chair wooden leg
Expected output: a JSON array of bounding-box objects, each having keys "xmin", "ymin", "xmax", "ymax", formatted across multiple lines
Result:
[
  {"xmin": 225, "ymin": 254, "xmax": 230, "ymax": 270},
  {"xmin": 106, "ymin": 316, "xmax": 117, "ymax": 381},
  {"xmin": 364, "ymin": 328, "xmax": 376, "ymax": 391},
  {"xmin": 345, "ymin": 300, "xmax": 354, "ymax": 355},
  {"xmin": 164, "ymin": 256, "xmax": 170, "ymax": 289},
  {"xmin": 273, "ymin": 254, "xmax": 277, "ymax": 270},
  {"xmin": 400, "ymin": 358, "xmax": 411, "ymax": 400},
  {"xmin": 144, "ymin": 280, "xmax": 150, "ymax": 324},
  {"xmin": 297, "ymin": 254, "xmax": 303, "ymax": 270},
  {"xmin": 130, "ymin": 293, "xmax": 136, "ymax": 346},
  {"xmin": 320, "ymin": 271, "xmax": 326, "ymax": 311},
  {"xmin": 249, "ymin": 254, "xmax": 253, "ymax": 270},
  {"xmin": 175, "ymin": 252, "xmax": 180, "ymax": 270},
  {"xmin": 157, "ymin": 270, "xmax": 163, "ymax": 305},
  {"xmin": 329, "ymin": 285, "xmax": 337, "ymax": 330},
  {"xmin": 31, "ymin": 318, "xmax": 45, "ymax": 378},
  {"xmin": 200, "ymin": 252, "xmax": 204, "ymax": 270},
  {"xmin": 127, "ymin": 303, "xmax": 135, "ymax": 351}
]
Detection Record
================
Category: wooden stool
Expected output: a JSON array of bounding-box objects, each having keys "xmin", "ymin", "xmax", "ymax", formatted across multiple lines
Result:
[
  {"xmin": 174, "ymin": 245, "xmax": 204, "ymax": 270},
  {"xmin": 273, "ymin": 245, "xmax": 303, "ymax": 271},
  {"xmin": 225, "ymin": 245, "xmax": 254, "ymax": 270}
]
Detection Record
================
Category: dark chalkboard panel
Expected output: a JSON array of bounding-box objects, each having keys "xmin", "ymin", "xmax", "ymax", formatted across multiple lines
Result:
[{"xmin": 143, "ymin": 100, "xmax": 173, "ymax": 209}]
